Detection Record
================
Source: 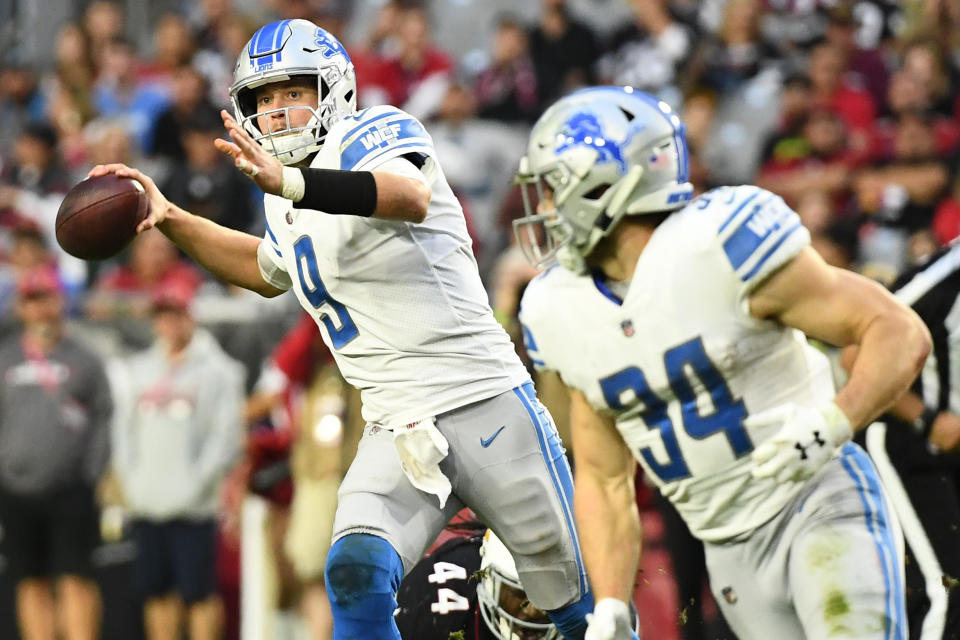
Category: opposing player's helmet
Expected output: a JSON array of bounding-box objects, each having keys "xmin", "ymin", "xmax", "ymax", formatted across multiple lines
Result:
[
  {"xmin": 230, "ymin": 19, "xmax": 356, "ymax": 165},
  {"xmin": 477, "ymin": 530, "xmax": 559, "ymax": 640},
  {"xmin": 513, "ymin": 86, "xmax": 694, "ymax": 273}
]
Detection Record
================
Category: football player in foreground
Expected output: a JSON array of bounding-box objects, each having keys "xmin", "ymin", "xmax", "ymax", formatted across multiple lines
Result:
[
  {"xmin": 515, "ymin": 86, "xmax": 930, "ymax": 640},
  {"xmin": 90, "ymin": 19, "xmax": 600, "ymax": 640}
]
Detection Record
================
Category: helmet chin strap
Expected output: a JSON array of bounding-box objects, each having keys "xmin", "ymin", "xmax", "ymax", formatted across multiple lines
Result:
[
  {"xmin": 606, "ymin": 165, "xmax": 645, "ymax": 219},
  {"xmin": 567, "ymin": 164, "xmax": 646, "ymax": 267}
]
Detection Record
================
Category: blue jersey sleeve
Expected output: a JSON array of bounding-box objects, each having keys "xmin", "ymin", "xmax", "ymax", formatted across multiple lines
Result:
[
  {"xmin": 715, "ymin": 187, "xmax": 810, "ymax": 291},
  {"xmin": 338, "ymin": 107, "xmax": 435, "ymax": 172}
]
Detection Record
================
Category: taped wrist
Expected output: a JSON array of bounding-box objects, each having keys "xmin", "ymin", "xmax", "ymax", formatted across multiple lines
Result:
[
  {"xmin": 820, "ymin": 401, "xmax": 853, "ymax": 445},
  {"xmin": 280, "ymin": 166, "xmax": 305, "ymax": 201},
  {"xmin": 287, "ymin": 167, "xmax": 377, "ymax": 217}
]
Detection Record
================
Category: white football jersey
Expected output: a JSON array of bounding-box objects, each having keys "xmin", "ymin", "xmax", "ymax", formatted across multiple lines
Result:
[
  {"xmin": 257, "ymin": 105, "xmax": 530, "ymax": 426},
  {"xmin": 519, "ymin": 185, "xmax": 837, "ymax": 541}
]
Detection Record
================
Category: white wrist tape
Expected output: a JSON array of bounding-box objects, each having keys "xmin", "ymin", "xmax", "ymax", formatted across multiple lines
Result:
[
  {"xmin": 820, "ymin": 400, "xmax": 853, "ymax": 445},
  {"xmin": 281, "ymin": 166, "xmax": 306, "ymax": 202}
]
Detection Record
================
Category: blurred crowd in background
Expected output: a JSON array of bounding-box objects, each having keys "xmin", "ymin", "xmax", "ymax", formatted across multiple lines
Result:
[{"xmin": 1, "ymin": 0, "xmax": 960, "ymax": 638}]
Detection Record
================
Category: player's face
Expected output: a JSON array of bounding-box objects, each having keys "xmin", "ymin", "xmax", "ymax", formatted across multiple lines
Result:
[
  {"xmin": 254, "ymin": 78, "xmax": 319, "ymax": 135},
  {"xmin": 536, "ymin": 185, "xmax": 555, "ymax": 216},
  {"xmin": 498, "ymin": 583, "xmax": 550, "ymax": 639}
]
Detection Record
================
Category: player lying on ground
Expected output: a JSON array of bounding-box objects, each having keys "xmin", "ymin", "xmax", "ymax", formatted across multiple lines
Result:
[
  {"xmin": 395, "ymin": 522, "xmax": 639, "ymax": 640},
  {"xmin": 515, "ymin": 86, "xmax": 930, "ymax": 640}
]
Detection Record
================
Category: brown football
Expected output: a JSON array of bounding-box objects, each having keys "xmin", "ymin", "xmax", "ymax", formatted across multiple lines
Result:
[{"xmin": 55, "ymin": 175, "xmax": 149, "ymax": 260}]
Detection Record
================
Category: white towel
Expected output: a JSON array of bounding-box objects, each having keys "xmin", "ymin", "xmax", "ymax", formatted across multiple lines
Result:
[{"xmin": 392, "ymin": 417, "xmax": 452, "ymax": 508}]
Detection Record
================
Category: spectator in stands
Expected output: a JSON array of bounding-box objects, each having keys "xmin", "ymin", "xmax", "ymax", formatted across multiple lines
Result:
[
  {"xmin": 45, "ymin": 23, "xmax": 98, "ymax": 171},
  {"xmin": 350, "ymin": 0, "xmax": 404, "ymax": 104},
  {"xmin": 359, "ymin": 5, "xmax": 453, "ymax": 120},
  {"xmin": 82, "ymin": 119, "xmax": 145, "ymax": 190},
  {"xmin": 822, "ymin": 4, "xmax": 890, "ymax": 111},
  {"xmin": 684, "ymin": 0, "xmax": 779, "ymax": 95},
  {"xmin": 0, "ymin": 127, "xmax": 89, "ymax": 293},
  {"xmin": 93, "ymin": 38, "xmax": 171, "ymax": 154},
  {"xmin": 806, "ymin": 39, "xmax": 877, "ymax": 160},
  {"xmin": 473, "ymin": 15, "xmax": 539, "ymax": 124},
  {"xmin": 152, "ymin": 66, "xmax": 218, "ymax": 163},
  {"xmin": 596, "ymin": 0, "xmax": 692, "ymax": 94},
  {"xmin": 0, "ymin": 223, "xmax": 72, "ymax": 320},
  {"xmin": 855, "ymin": 111, "xmax": 951, "ymax": 277},
  {"xmin": 0, "ymin": 265, "xmax": 112, "ymax": 640},
  {"xmin": 527, "ymin": 0, "xmax": 599, "ymax": 111},
  {"xmin": 188, "ymin": 0, "xmax": 237, "ymax": 52},
  {"xmin": 192, "ymin": 14, "xmax": 256, "ymax": 108},
  {"xmin": 901, "ymin": 39, "xmax": 955, "ymax": 119},
  {"xmin": 759, "ymin": 72, "xmax": 814, "ymax": 159},
  {"xmin": 1, "ymin": 123, "xmax": 70, "ymax": 195},
  {"xmin": 82, "ymin": 0, "xmax": 126, "ymax": 66},
  {"xmin": 874, "ymin": 68, "xmax": 960, "ymax": 161},
  {"xmin": 757, "ymin": 108, "xmax": 857, "ymax": 210},
  {"xmin": 0, "ymin": 65, "xmax": 47, "ymax": 153},
  {"xmin": 87, "ymin": 229, "xmax": 204, "ymax": 321},
  {"xmin": 678, "ymin": 88, "xmax": 718, "ymax": 192},
  {"xmin": 855, "ymin": 111, "xmax": 951, "ymax": 233},
  {"xmin": 140, "ymin": 15, "xmax": 197, "ymax": 88},
  {"xmin": 428, "ymin": 83, "xmax": 526, "ymax": 277},
  {"xmin": 161, "ymin": 108, "xmax": 256, "ymax": 232},
  {"xmin": 109, "ymin": 283, "xmax": 243, "ymax": 640}
]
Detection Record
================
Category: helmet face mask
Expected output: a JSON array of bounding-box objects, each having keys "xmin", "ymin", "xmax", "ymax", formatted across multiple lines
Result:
[
  {"xmin": 477, "ymin": 531, "xmax": 559, "ymax": 640},
  {"xmin": 513, "ymin": 86, "xmax": 694, "ymax": 273},
  {"xmin": 230, "ymin": 19, "xmax": 357, "ymax": 165}
]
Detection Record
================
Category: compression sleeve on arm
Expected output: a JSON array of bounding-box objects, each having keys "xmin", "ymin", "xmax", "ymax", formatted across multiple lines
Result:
[{"xmin": 282, "ymin": 166, "xmax": 377, "ymax": 217}]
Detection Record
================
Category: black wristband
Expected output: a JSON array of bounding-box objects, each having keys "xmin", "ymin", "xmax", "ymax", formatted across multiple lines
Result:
[
  {"xmin": 297, "ymin": 168, "xmax": 377, "ymax": 217},
  {"xmin": 912, "ymin": 406, "xmax": 939, "ymax": 438}
]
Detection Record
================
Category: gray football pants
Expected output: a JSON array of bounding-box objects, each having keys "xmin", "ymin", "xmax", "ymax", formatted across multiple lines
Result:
[
  {"xmin": 331, "ymin": 381, "xmax": 586, "ymax": 610},
  {"xmin": 705, "ymin": 443, "xmax": 906, "ymax": 639}
]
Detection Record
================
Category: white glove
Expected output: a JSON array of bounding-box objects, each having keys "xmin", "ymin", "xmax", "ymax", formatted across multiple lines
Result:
[
  {"xmin": 748, "ymin": 401, "xmax": 852, "ymax": 483},
  {"xmin": 585, "ymin": 598, "xmax": 635, "ymax": 640}
]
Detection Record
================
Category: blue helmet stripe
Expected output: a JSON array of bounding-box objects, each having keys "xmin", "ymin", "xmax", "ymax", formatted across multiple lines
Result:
[
  {"xmin": 252, "ymin": 21, "xmax": 282, "ymax": 56},
  {"xmin": 272, "ymin": 19, "xmax": 291, "ymax": 61}
]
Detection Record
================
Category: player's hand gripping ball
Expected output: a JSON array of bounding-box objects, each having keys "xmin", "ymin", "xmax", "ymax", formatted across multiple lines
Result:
[{"xmin": 55, "ymin": 174, "xmax": 149, "ymax": 260}]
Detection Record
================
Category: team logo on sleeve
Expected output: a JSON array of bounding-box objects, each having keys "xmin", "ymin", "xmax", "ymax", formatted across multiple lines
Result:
[{"xmin": 621, "ymin": 319, "xmax": 635, "ymax": 337}]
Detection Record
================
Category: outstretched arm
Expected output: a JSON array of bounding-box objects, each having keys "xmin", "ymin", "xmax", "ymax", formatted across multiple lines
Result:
[
  {"xmin": 216, "ymin": 110, "xmax": 430, "ymax": 222},
  {"xmin": 87, "ymin": 164, "xmax": 285, "ymax": 298}
]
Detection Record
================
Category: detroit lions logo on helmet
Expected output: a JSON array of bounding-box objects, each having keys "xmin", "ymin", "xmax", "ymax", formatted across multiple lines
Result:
[
  {"xmin": 314, "ymin": 28, "xmax": 349, "ymax": 60},
  {"xmin": 555, "ymin": 112, "xmax": 630, "ymax": 174}
]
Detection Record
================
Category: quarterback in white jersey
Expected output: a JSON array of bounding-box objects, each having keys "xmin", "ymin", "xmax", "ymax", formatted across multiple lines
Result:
[
  {"xmin": 514, "ymin": 86, "xmax": 931, "ymax": 639},
  {"xmin": 90, "ymin": 19, "xmax": 601, "ymax": 640},
  {"xmin": 256, "ymin": 102, "xmax": 529, "ymax": 425}
]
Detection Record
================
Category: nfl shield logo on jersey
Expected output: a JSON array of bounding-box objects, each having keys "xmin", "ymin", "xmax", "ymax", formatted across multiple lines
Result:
[{"xmin": 621, "ymin": 319, "xmax": 635, "ymax": 337}]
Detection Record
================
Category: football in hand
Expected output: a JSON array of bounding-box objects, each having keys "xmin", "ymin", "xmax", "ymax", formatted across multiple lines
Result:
[{"xmin": 55, "ymin": 175, "xmax": 149, "ymax": 260}]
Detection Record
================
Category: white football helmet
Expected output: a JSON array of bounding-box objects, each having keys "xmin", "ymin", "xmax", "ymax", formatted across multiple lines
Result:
[
  {"xmin": 477, "ymin": 530, "xmax": 559, "ymax": 640},
  {"xmin": 230, "ymin": 19, "xmax": 357, "ymax": 165},
  {"xmin": 513, "ymin": 86, "xmax": 694, "ymax": 273}
]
